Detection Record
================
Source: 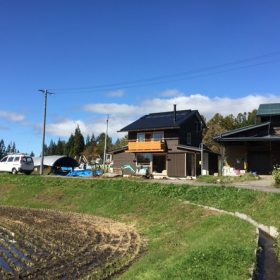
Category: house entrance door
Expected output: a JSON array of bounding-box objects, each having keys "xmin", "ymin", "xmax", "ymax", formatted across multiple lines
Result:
[{"xmin": 186, "ymin": 153, "xmax": 195, "ymax": 177}]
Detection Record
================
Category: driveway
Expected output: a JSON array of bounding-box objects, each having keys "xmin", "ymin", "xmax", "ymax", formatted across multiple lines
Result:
[{"xmin": 150, "ymin": 175, "xmax": 280, "ymax": 194}]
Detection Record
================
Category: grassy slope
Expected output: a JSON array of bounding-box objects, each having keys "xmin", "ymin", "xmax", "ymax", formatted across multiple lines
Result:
[{"xmin": 0, "ymin": 175, "xmax": 257, "ymax": 280}]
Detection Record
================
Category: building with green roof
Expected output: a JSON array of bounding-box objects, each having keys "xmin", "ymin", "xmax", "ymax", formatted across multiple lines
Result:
[{"xmin": 215, "ymin": 103, "xmax": 280, "ymax": 175}]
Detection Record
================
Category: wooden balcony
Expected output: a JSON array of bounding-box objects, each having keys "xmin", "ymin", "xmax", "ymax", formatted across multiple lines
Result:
[{"xmin": 127, "ymin": 140, "xmax": 165, "ymax": 152}]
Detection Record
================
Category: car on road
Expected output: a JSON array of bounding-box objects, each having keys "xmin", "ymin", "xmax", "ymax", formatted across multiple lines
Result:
[{"xmin": 0, "ymin": 154, "xmax": 34, "ymax": 175}]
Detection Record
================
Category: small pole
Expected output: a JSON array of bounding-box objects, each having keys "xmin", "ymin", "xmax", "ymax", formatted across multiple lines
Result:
[
  {"xmin": 38, "ymin": 89, "xmax": 54, "ymax": 175},
  {"xmin": 200, "ymin": 143, "xmax": 203, "ymax": 176},
  {"xmin": 103, "ymin": 114, "xmax": 109, "ymax": 169}
]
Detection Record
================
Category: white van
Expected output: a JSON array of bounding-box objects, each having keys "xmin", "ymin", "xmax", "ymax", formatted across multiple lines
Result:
[{"xmin": 0, "ymin": 154, "xmax": 34, "ymax": 175}]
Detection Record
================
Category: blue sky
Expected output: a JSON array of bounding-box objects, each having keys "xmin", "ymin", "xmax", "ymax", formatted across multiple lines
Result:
[{"xmin": 1, "ymin": 0, "xmax": 280, "ymax": 155}]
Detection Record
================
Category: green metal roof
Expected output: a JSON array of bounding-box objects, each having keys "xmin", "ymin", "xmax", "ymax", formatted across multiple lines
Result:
[{"xmin": 257, "ymin": 103, "xmax": 280, "ymax": 116}]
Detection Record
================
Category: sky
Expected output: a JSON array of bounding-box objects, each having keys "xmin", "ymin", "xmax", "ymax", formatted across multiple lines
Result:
[{"xmin": 1, "ymin": 0, "xmax": 280, "ymax": 156}]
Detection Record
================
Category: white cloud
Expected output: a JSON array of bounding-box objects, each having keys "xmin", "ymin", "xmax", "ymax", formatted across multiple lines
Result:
[
  {"xmin": 106, "ymin": 90, "xmax": 124, "ymax": 97},
  {"xmin": 140, "ymin": 93, "xmax": 280, "ymax": 119},
  {"xmin": 83, "ymin": 103, "xmax": 137, "ymax": 117},
  {"xmin": 83, "ymin": 92, "xmax": 280, "ymax": 138},
  {"xmin": 46, "ymin": 119, "xmax": 88, "ymax": 137},
  {"xmin": 45, "ymin": 92, "xmax": 280, "ymax": 140},
  {"xmin": 0, "ymin": 111, "xmax": 25, "ymax": 122}
]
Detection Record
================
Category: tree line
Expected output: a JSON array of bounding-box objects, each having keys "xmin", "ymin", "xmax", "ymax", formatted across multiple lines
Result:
[
  {"xmin": 203, "ymin": 109, "xmax": 258, "ymax": 153},
  {"xmin": 0, "ymin": 140, "xmax": 20, "ymax": 159},
  {"xmin": 44, "ymin": 126, "xmax": 128, "ymax": 162}
]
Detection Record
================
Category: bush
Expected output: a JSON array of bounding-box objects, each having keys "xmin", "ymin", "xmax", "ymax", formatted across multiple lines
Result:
[{"xmin": 272, "ymin": 165, "xmax": 280, "ymax": 186}]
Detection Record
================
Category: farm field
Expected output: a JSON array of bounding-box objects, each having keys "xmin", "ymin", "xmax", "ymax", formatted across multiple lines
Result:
[
  {"xmin": 0, "ymin": 206, "xmax": 142, "ymax": 279},
  {"xmin": 0, "ymin": 174, "xmax": 271, "ymax": 279}
]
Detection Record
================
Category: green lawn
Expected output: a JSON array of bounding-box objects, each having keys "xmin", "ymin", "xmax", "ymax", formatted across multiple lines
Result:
[
  {"xmin": 197, "ymin": 174, "xmax": 260, "ymax": 184},
  {"xmin": 0, "ymin": 174, "xmax": 263, "ymax": 279}
]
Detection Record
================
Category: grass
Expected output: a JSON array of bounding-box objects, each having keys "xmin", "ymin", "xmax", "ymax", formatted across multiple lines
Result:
[
  {"xmin": 0, "ymin": 174, "xmax": 263, "ymax": 279},
  {"xmin": 197, "ymin": 173, "xmax": 260, "ymax": 184}
]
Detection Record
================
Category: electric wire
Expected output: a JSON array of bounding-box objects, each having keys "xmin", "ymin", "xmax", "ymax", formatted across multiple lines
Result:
[{"xmin": 50, "ymin": 51, "xmax": 280, "ymax": 94}]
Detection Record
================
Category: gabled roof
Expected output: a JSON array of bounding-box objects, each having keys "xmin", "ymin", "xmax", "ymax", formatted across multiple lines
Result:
[
  {"xmin": 257, "ymin": 103, "xmax": 280, "ymax": 116},
  {"xmin": 214, "ymin": 121, "xmax": 280, "ymax": 142},
  {"xmin": 214, "ymin": 122, "xmax": 270, "ymax": 140},
  {"xmin": 119, "ymin": 110, "xmax": 205, "ymax": 132}
]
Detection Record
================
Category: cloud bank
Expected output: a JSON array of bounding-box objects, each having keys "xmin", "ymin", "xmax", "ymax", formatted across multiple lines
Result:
[
  {"xmin": 46, "ymin": 92, "xmax": 280, "ymax": 139},
  {"xmin": 0, "ymin": 111, "xmax": 25, "ymax": 122}
]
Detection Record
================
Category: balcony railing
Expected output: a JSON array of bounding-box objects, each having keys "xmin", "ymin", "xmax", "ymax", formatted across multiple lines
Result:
[{"xmin": 127, "ymin": 140, "xmax": 165, "ymax": 152}]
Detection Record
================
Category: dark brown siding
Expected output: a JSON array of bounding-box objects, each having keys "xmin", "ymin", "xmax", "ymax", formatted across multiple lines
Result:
[
  {"xmin": 179, "ymin": 114, "xmax": 202, "ymax": 147},
  {"xmin": 248, "ymin": 151, "xmax": 271, "ymax": 174},
  {"xmin": 112, "ymin": 152, "xmax": 136, "ymax": 169},
  {"xmin": 167, "ymin": 153, "xmax": 186, "ymax": 177}
]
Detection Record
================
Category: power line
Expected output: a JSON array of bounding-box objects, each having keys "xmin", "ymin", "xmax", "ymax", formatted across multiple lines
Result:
[{"xmin": 51, "ymin": 51, "xmax": 280, "ymax": 94}]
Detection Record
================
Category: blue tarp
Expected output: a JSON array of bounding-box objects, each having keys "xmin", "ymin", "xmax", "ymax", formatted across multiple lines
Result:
[{"xmin": 66, "ymin": 169, "xmax": 103, "ymax": 177}]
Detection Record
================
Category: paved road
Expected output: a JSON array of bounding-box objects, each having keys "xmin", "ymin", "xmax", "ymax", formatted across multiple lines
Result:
[{"xmin": 149, "ymin": 175, "xmax": 280, "ymax": 194}]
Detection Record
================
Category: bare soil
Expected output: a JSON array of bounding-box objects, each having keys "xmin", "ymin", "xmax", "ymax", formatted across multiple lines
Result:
[{"xmin": 0, "ymin": 206, "xmax": 142, "ymax": 279}]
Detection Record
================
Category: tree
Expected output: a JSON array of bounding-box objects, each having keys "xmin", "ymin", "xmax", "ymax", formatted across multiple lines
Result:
[
  {"xmin": 113, "ymin": 135, "xmax": 128, "ymax": 149},
  {"xmin": 73, "ymin": 126, "xmax": 85, "ymax": 157},
  {"xmin": 203, "ymin": 114, "xmax": 227, "ymax": 153},
  {"xmin": 56, "ymin": 139, "xmax": 66, "ymax": 155},
  {"xmin": 30, "ymin": 151, "xmax": 35, "ymax": 157},
  {"xmin": 0, "ymin": 139, "xmax": 6, "ymax": 159},
  {"xmin": 95, "ymin": 133, "xmax": 112, "ymax": 156},
  {"xmin": 203, "ymin": 109, "xmax": 258, "ymax": 153},
  {"xmin": 65, "ymin": 134, "xmax": 75, "ymax": 156},
  {"xmin": 46, "ymin": 140, "xmax": 57, "ymax": 155}
]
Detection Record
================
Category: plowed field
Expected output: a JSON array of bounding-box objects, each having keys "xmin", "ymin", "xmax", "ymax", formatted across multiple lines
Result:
[{"xmin": 0, "ymin": 206, "xmax": 142, "ymax": 279}]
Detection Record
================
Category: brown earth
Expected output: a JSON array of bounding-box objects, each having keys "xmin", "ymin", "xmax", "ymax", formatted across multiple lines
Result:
[{"xmin": 0, "ymin": 206, "xmax": 142, "ymax": 279}]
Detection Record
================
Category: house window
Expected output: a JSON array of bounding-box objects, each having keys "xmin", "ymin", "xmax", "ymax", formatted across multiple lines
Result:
[
  {"xmin": 136, "ymin": 153, "xmax": 152, "ymax": 165},
  {"xmin": 153, "ymin": 131, "xmax": 164, "ymax": 141},
  {"xmin": 137, "ymin": 133, "xmax": 145, "ymax": 142},
  {"xmin": 187, "ymin": 132, "xmax": 191, "ymax": 145}
]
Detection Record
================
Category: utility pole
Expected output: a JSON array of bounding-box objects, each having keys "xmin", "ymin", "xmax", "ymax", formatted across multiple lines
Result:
[
  {"xmin": 200, "ymin": 142, "xmax": 203, "ymax": 176},
  {"xmin": 103, "ymin": 115, "xmax": 109, "ymax": 168},
  {"xmin": 38, "ymin": 89, "xmax": 54, "ymax": 175}
]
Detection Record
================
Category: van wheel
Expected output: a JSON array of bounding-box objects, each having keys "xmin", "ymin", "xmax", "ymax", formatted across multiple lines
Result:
[{"xmin": 12, "ymin": 168, "xmax": 18, "ymax": 175}]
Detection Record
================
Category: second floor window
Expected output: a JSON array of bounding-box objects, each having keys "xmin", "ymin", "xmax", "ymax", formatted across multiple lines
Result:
[
  {"xmin": 153, "ymin": 131, "xmax": 164, "ymax": 141},
  {"xmin": 137, "ymin": 133, "xmax": 145, "ymax": 142},
  {"xmin": 187, "ymin": 132, "xmax": 191, "ymax": 145}
]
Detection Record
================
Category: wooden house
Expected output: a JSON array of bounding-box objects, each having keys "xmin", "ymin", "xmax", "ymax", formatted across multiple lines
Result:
[
  {"xmin": 214, "ymin": 103, "xmax": 280, "ymax": 175},
  {"xmin": 110, "ymin": 105, "xmax": 219, "ymax": 177}
]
